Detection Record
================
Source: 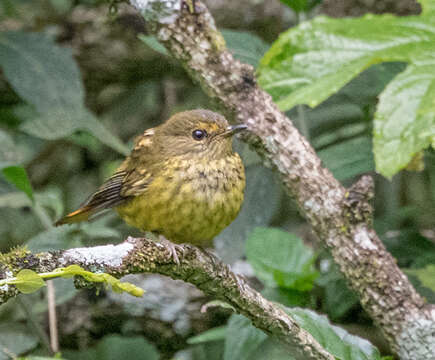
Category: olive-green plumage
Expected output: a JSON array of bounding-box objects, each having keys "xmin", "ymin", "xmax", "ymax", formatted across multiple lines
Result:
[{"xmin": 56, "ymin": 109, "xmax": 246, "ymax": 247}]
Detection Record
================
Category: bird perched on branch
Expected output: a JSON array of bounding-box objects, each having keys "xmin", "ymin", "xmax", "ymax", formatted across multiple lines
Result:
[{"xmin": 56, "ymin": 109, "xmax": 247, "ymax": 262}]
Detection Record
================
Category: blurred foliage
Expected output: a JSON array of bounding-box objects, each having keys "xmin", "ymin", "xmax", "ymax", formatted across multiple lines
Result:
[{"xmin": 0, "ymin": 0, "xmax": 434, "ymax": 359}]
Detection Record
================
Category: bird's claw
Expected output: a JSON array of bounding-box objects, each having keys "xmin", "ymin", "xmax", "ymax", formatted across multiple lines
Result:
[{"xmin": 158, "ymin": 236, "xmax": 184, "ymax": 265}]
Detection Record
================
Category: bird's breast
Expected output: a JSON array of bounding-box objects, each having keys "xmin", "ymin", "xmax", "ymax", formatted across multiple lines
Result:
[{"xmin": 116, "ymin": 154, "xmax": 245, "ymax": 245}]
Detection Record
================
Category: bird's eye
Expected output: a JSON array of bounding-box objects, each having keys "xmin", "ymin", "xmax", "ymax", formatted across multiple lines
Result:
[{"xmin": 192, "ymin": 129, "xmax": 207, "ymax": 140}]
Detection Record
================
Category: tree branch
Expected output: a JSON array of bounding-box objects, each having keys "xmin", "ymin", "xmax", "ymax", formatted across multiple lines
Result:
[
  {"xmin": 127, "ymin": 1, "xmax": 435, "ymax": 358},
  {"xmin": 0, "ymin": 237, "xmax": 334, "ymax": 360}
]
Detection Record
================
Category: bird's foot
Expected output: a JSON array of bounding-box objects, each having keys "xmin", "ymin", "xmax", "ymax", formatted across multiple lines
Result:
[{"xmin": 158, "ymin": 236, "xmax": 184, "ymax": 265}]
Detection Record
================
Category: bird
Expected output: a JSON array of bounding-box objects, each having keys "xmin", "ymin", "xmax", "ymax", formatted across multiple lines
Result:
[{"xmin": 55, "ymin": 109, "xmax": 247, "ymax": 262}]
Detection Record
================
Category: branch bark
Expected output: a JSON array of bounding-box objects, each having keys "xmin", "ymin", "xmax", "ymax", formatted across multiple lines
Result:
[
  {"xmin": 128, "ymin": 1, "xmax": 435, "ymax": 358},
  {"xmin": 0, "ymin": 237, "xmax": 334, "ymax": 360}
]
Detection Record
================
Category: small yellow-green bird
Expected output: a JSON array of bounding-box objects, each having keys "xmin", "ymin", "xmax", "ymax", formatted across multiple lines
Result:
[{"xmin": 56, "ymin": 109, "xmax": 247, "ymax": 260}]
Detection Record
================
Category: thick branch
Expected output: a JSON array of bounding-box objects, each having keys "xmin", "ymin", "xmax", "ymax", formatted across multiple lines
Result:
[
  {"xmin": 0, "ymin": 237, "xmax": 334, "ymax": 360},
  {"xmin": 129, "ymin": 1, "xmax": 435, "ymax": 358}
]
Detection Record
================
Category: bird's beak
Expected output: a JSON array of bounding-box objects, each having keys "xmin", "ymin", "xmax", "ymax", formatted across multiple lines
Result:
[{"xmin": 223, "ymin": 124, "xmax": 248, "ymax": 137}]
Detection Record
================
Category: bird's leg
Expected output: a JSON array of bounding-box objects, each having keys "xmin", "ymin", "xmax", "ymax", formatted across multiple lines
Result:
[{"xmin": 158, "ymin": 235, "xmax": 185, "ymax": 265}]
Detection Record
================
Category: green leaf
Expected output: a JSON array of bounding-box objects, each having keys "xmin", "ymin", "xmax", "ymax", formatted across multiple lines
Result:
[
  {"xmin": 221, "ymin": 29, "xmax": 269, "ymax": 67},
  {"xmin": 138, "ymin": 34, "xmax": 168, "ymax": 56},
  {"xmin": 373, "ymin": 62, "xmax": 435, "ymax": 178},
  {"xmin": 0, "ymin": 31, "xmax": 128, "ymax": 155},
  {"xmin": 0, "ymin": 324, "xmax": 39, "ymax": 360},
  {"xmin": 382, "ymin": 229, "xmax": 435, "ymax": 268},
  {"xmin": 287, "ymin": 308, "xmax": 382, "ymax": 360},
  {"xmin": 316, "ymin": 262, "xmax": 359, "ymax": 320},
  {"xmin": 279, "ymin": 0, "xmax": 321, "ymax": 12},
  {"xmin": 318, "ymin": 136, "xmax": 374, "ymax": 181},
  {"xmin": 419, "ymin": 0, "xmax": 435, "ymax": 14},
  {"xmin": 1, "ymin": 166, "xmax": 33, "ymax": 200},
  {"xmin": 18, "ymin": 357, "xmax": 65, "ymax": 360},
  {"xmin": 258, "ymin": 14, "xmax": 435, "ymax": 177},
  {"xmin": 246, "ymin": 227, "xmax": 318, "ymax": 290},
  {"xmin": 406, "ymin": 265, "xmax": 435, "ymax": 292},
  {"xmin": 59, "ymin": 265, "xmax": 144, "ymax": 297},
  {"xmin": 14, "ymin": 269, "xmax": 46, "ymax": 294},
  {"xmin": 20, "ymin": 108, "xmax": 129, "ymax": 156},
  {"xmin": 258, "ymin": 14, "xmax": 434, "ymax": 110},
  {"xmin": 0, "ymin": 130, "xmax": 19, "ymax": 168},
  {"xmin": 188, "ymin": 326, "xmax": 227, "ymax": 345},
  {"xmin": 64, "ymin": 335, "xmax": 159, "ymax": 360},
  {"xmin": 224, "ymin": 315, "xmax": 268, "ymax": 360}
]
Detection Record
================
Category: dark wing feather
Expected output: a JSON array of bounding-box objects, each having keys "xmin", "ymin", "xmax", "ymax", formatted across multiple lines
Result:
[
  {"xmin": 55, "ymin": 171, "xmax": 130, "ymax": 226},
  {"xmin": 55, "ymin": 127, "xmax": 156, "ymax": 226}
]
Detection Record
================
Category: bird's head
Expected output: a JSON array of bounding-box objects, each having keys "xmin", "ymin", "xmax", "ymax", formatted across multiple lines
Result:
[{"xmin": 155, "ymin": 109, "xmax": 247, "ymax": 160}]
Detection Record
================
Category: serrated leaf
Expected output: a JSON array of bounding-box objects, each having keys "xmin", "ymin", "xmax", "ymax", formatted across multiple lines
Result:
[
  {"xmin": 258, "ymin": 15, "xmax": 434, "ymax": 110},
  {"xmin": 246, "ymin": 227, "xmax": 318, "ymax": 291},
  {"xmin": 221, "ymin": 29, "xmax": 269, "ymax": 67},
  {"xmin": 0, "ymin": 324, "xmax": 39, "ymax": 360},
  {"xmin": 406, "ymin": 265, "xmax": 435, "ymax": 292},
  {"xmin": 287, "ymin": 308, "xmax": 382, "ymax": 360},
  {"xmin": 258, "ymin": 14, "xmax": 435, "ymax": 177},
  {"xmin": 14, "ymin": 269, "xmax": 46, "ymax": 294},
  {"xmin": 373, "ymin": 62, "xmax": 435, "ymax": 178},
  {"xmin": 0, "ymin": 31, "xmax": 128, "ymax": 155},
  {"xmin": 1, "ymin": 166, "xmax": 33, "ymax": 200}
]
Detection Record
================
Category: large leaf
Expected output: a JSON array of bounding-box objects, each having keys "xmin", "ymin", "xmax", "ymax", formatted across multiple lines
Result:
[
  {"xmin": 287, "ymin": 308, "xmax": 382, "ymax": 360},
  {"xmin": 0, "ymin": 323, "xmax": 38, "ymax": 360},
  {"xmin": 373, "ymin": 62, "xmax": 435, "ymax": 178},
  {"xmin": 224, "ymin": 311, "xmax": 381, "ymax": 360},
  {"xmin": 258, "ymin": 14, "xmax": 435, "ymax": 177},
  {"xmin": 0, "ymin": 31, "xmax": 128, "ymax": 155},
  {"xmin": 246, "ymin": 227, "xmax": 318, "ymax": 291}
]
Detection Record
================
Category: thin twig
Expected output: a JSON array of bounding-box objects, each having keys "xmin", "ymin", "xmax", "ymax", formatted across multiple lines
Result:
[{"xmin": 46, "ymin": 280, "xmax": 59, "ymax": 353}]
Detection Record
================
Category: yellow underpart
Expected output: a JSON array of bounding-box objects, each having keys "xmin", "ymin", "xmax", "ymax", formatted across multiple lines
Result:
[{"xmin": 116, "ymin": 154, "xmax": 245, "ymax": 246}]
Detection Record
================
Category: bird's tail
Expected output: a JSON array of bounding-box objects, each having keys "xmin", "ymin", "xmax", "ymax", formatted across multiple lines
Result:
[{"xmin": 54, "ymin": 206, "xmax": 94, "ymax": 226}]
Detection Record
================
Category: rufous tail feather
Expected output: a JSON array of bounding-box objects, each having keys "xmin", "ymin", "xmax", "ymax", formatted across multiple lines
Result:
[{"xmin": 54, "ymin": 206, "xmax": 93, "ymax": 226}]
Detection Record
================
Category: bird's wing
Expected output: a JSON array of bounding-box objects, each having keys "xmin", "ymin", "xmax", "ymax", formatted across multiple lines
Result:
[
  {"xmin": 55, "ymin": 128, "xmax": 156, "ymax": 226},
  {"xmin": 54, "ymin": 171, "xmax": 130, "ymax": 225}
]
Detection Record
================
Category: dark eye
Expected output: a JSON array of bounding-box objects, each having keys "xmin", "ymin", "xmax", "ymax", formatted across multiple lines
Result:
[{"xmin": 192, "ymin": 129, "xmax": 207, "ymax": 140}]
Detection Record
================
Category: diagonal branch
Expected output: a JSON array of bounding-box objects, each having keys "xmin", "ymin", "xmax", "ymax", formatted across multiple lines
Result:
[
  {"xmin": 128, "ymin": 1, "xmax": 435, "ymax": 358},
  {"xmin": 0, "ymin": 237, "xmax": 334, "ymax": 360}
]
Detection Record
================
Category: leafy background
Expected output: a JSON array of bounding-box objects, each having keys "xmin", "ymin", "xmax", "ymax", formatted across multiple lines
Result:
[{"xmin": 0, "ymin": 0, "xmax": 434, "ymax": 359}]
